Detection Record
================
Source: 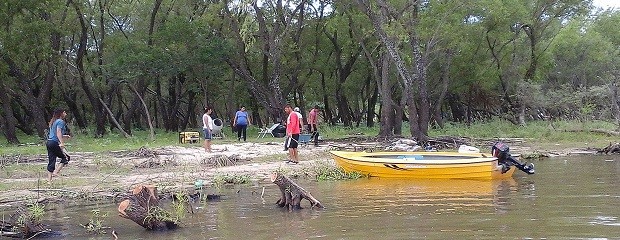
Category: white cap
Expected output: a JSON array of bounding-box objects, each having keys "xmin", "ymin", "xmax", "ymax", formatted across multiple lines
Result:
[{"xmin": 294, "ymin": 107, "xmax": 300, "ymax": 112}]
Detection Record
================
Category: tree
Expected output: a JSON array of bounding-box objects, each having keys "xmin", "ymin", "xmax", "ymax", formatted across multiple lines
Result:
[
  {"xmin": 355, "ymin": 0, "xmax": 434, "ymax": 142},
  {"xmin": 480, "ymin": 0, "xmax": 590, "ymax": 124}
]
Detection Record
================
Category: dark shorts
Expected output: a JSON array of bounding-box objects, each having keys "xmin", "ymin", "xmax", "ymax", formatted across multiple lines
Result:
[
  {"xmin": 203, "ymin": 128, "xmax": 212, "ymax": 140},
  {"xmin": 285, "ymin": 134, "xmax": 300, "ymax": 149}
]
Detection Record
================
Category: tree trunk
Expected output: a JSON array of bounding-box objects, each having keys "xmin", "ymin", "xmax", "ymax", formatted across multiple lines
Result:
[
  {"xmin": 408, "ymin": 3, "xmax": 429, "ymax": 143},
  {"xmin": 99, "ymin": 98, "xmax": 131, "ymax": 137},
  {"xmin": 181, "ymin": 90, "xmax": 197, "ymax": 130},
  {"xmin": 611, "ymin": 81, "xmax": 620, "ymax": 131},
  {"xmin": 61, "ymin": 90, "xmax": 88, "ymax": 130},
  {"xmin": 72, "ymin": 1, "xmax": 107, "ymax": 137},
  {"xmin": 127, "ymin": 84, "xmax": 155, "ymax": 140},
  {"xmin": 378, "ymin": 53, "xmax": 394, "ymax": 137},
  {"xmin": 118, "ymin": 185, "xmax": 178, "ymax": 230},
  {"xmin": 320, "ymin": 72, "xmax": 335, "ymax": 125},
  {"xmin": 431, "ymin": 49, "xmax": 453, "ymax": 129},
  {"xmin": 0, "ymin": 83, "xmax": 19, "ymax": 144},
  {"xmin": 366, "ymin": 74, "xmax": 379, "ymax": 128},
  {"xmin": 270, "ymin": 173, "xmax": 323, "ymax": 211}
]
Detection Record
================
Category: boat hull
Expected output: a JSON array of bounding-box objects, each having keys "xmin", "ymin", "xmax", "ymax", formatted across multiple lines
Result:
[{"xmin": 330, "ymin": 151, "xmax": 515, "ymax": 180}]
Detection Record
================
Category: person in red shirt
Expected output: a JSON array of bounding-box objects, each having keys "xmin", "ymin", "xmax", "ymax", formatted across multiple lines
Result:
[{"xmin": 284, "ymin": 104, "xmax": 300, "ymax": 163}]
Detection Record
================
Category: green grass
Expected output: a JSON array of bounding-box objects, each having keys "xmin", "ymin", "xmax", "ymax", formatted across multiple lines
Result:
[{"xmin": 431, "ymin": 119, "xmax": 618, "ymax": 147}]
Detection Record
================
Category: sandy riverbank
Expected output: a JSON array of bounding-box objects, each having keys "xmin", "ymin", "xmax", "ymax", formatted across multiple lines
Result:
[{"xmin": 0, "ymin": 137, "xmax": 600, "ymax": 206}]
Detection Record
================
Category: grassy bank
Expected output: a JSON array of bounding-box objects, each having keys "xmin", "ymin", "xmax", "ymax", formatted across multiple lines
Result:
[
  {"xmin": 431, "ymin": 119, "xmax": 617, "ymax": 149},
  {"xmin": 1, "ymin": 119, "xmax": 617, "ymax": 156}
]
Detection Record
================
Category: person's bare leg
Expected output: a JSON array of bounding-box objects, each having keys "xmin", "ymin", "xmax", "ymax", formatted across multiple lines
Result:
[
  {"xmin": 295, "ymin": 149, "xmax": 299, "ymax": 162},
  {"xmin": 206, "ymin": 140, "xmax": 212, "ymax": 152},
  {"xmin": 292, "ymin": 148, "xmax": 299, "ymax": 162},
  {"xmin": 288, "ymin": 148, "xmax": 294, "ymax": 162},
  {"xmin": 53, "ymin": 162, "xmax": 64, "ymax": 176},
  {"xmin": 48, "ymin": 172, "xmax": 53, "ymax": 183}
]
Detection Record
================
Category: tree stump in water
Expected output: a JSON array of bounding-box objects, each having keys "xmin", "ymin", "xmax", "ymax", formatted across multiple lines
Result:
[
  {"xmin": 271, "ymin": 172, "xmax": 324, "ymax": 211},
  {"xmin": 0, "ymin": 205, "xmax": 48, "ymax": 238},
  {"xmin": 117, "ymin": 185, "xmax": 178, "ymax": 231}
]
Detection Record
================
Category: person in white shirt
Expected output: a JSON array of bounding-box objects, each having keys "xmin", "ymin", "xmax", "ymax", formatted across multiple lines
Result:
[
  {"xmin": 294, "ymin": 107, "xmax": 304, "ymax": 132},
  {"xmin": 202, "ymin": 107, "xmax": 214, "ymax": 153}
]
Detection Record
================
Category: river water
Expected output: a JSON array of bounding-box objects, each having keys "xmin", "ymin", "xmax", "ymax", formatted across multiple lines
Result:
[{"xmin": 11, "ymin": 155, "xmax": 620, "ymax": 239}]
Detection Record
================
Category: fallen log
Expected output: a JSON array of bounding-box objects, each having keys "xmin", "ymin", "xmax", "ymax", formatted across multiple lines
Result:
[
  {"xmin": 117, "ymin": 185, "xmax": 178, "ymax": 231},
  {"xmin": 271, "ymin": 172, "xmax": 324, "ymax": 211}
]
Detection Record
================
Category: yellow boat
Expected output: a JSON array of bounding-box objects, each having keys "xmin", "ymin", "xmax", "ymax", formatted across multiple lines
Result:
[{"xmin": 330, "ymin": 151, "xmax": 517, "ymax": 180}]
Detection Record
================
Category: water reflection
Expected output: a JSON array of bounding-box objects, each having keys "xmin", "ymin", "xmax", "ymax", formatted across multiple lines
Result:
[{"xmin": 326, "ymin": 178, "xmax": 520, "ymax": 220}]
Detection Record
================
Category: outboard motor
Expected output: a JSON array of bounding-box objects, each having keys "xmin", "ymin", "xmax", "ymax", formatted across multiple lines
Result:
[{"xmin": 491, "ymin": 142, "xmax": 535, "ymax": 175}]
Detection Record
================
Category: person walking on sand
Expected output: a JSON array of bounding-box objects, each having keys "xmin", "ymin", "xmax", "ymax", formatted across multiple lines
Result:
[
  {"xmin": 284, "ymin": 104, "xmax": 300, "ymax": 163},
  {"xmin": 46, "ymin": 108, "xmax": 71, "ymax": 183},
  {"xmin": 233, "ymin": 106, "xmax": 250, "ymax": 141},
  {"xmin": 308, "ymin": 105, "xmax": 320, "ymax": 146},
  {"xmin": 202, "ymin": 107, "xmax": 214, "ymax": 153}
]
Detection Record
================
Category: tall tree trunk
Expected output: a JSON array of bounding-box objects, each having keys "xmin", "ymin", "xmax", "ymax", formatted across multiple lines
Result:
[
  {"xmin": 325, "ymin": 25, "xmax": 364, "ymax": 127},
  {"xmin": 611, "ymin": 81, "xmax": 620, "ymax": 131},
  {"xmin": 72, "ymin": 0, "xmax": 107, "ymax": 137},
  {"xmin": 123, "ymin": 0, "xmax": 162, "ymax": 134},
  {"xmin": 320, "ymin": 72, "xmax": 334, "ymax": 125},
  {"xmin": 182, "ymin": 90, "xmax": 197, "ymax": 130},
  {"xmin": 366, "ymin": 74, "xmax": 379, "ymax": 128},
  {"xmin": 61, "ymin": 92, "xmax": 87, "ymax": 130},
  {"xmin": 407, "ymin": 2, "xmax": 429, "ymax": 142},
  {"xmin": 431, "ymin": 50, "xmax": 453, "ymax": 129},
  {"xmin": 0, "ymin": 83, "xmax": 19, "ymax": 144},
  {"xmin": 378, "ymin": 53, "xmax": 394, "ymax": 137}
]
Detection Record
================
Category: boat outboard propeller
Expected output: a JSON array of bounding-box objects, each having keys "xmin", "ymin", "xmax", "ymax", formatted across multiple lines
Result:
[{"xmin": 491, "ymin": 142, "xmax": 535, "ymax": 175}]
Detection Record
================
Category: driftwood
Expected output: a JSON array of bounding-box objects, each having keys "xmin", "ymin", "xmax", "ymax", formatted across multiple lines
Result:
[
  {"xmin": 117, "ymin": 185, "xmax": 178, "ymax": 231},
  {"xmin": 271, "ymin": 173, "xmax": 324, "ymax": 211},
  {"xmin": 0, "ymin": 205, "xmax": 48, "ymax": 238},
  {"xmin": 600, "ymin": 142, "xmax": 620, "ymax": 154}
]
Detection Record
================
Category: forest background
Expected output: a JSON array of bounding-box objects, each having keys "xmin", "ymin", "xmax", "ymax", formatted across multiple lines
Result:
[{"xmin": 0, "ymin": 0, "xmax": 618, "ymax": 145}]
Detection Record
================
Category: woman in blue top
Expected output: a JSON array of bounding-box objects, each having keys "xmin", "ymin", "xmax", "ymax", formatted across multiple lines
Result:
[
  {"xmin": 233, "ymin": 106, "xmax": 251, "ymax": 141},
  {"xmin": 46, "ymin": 108, "xmax": 71, "ymax": 183}
]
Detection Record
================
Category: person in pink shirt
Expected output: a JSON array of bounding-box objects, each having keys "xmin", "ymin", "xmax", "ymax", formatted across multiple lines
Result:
[
  {"xmin": 308, "ymin": 105, "xmax": 319, "ymax": 146},
  {"xmin": 284, "ymin": 104, "xmax": 300, "ymax": 163}
]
